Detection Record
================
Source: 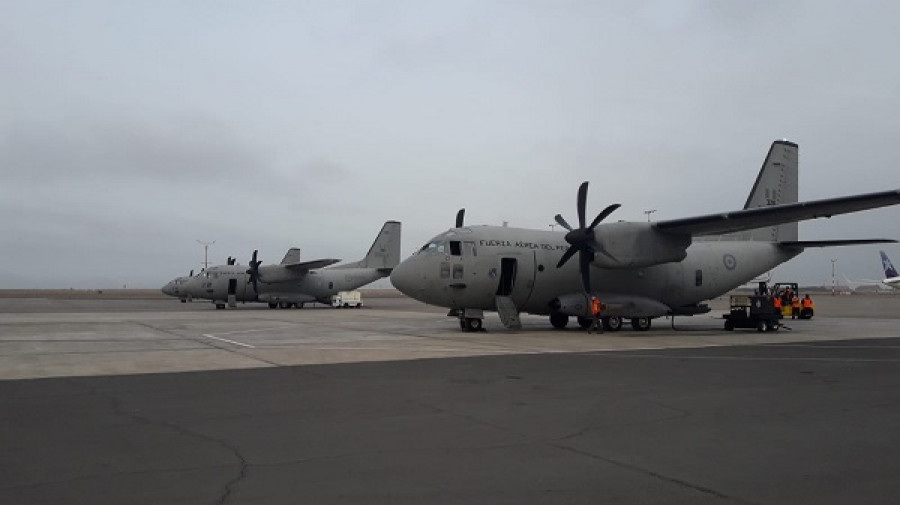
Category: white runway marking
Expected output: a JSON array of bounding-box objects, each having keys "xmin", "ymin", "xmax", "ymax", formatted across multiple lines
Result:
[
  {"xmin": 202, "ymin": 334, "xmax": 255, "ymax": 348},
  {"xmin": 216, "ymin": 326, "xmax": 291, "ymax": 337}
]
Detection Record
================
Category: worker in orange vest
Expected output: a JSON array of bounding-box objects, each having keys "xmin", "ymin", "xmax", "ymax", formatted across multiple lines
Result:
[
  {"xmin": 801, "ymin": 294, "xmax": 814, "ymax": 317},
  {"xmin": 773, "ymin": 295, "xmax": 782, "ymax": 312},
  {"xmin": 790, "ymin": 295, "xmax": 801, "ymax": 319},
  {"xmin": 802, "ymin": 294, "xmax": 813, "ymax": 308},
  {"xmin": 588, "ymin": 296, "xmax": 604, "ymax": 334}
]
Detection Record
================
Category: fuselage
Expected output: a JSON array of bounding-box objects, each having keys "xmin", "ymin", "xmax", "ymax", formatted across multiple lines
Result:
[
  {"xmin": 390, "ymin": 226, "xmax": 801, "ymax": 316},
  {"xmin": 168, "ymin": 265, "xmax": 387, "ymax": 305}
]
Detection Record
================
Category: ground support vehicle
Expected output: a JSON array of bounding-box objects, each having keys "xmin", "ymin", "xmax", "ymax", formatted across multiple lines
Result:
[
  {"xmin": 723, "ymin": 294, "xmax": 782, "ymax": 332},
  {"xmin": 770, "ymin": 282, "xmax": 814, "ymax": 320},
  {"xmin": 331, "ymin": 291, "xmax": 363, "ymax": 308}
]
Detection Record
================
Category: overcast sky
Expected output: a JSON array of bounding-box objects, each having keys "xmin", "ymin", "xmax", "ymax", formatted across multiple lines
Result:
[{"xmin": 2, "ymin": 1, "xmax": 900, "ymax": 289}]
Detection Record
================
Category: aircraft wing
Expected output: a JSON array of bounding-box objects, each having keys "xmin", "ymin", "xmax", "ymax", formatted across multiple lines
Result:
[
  {"xmin": 283, "ymin": 259, "xmax": 341, "ymax": 271},
  {"xmin": 654, "ymin": 189, "xmax": 900, "ymax": 237}
]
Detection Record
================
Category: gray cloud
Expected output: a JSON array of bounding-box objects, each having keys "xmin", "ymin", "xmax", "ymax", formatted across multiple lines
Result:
[{"xmin": 2, "ymin": 1, "xmax": 900, "ymax": 288}]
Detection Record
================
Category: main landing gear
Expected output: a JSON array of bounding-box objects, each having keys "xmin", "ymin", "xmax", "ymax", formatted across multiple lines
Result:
[
  {"xmin": 459, "ymin": 318, "xmax": 483, "ymax": 332},
  {"xmin": 550, "ymin": 313, "xmax": 652, "ymax": 332}
]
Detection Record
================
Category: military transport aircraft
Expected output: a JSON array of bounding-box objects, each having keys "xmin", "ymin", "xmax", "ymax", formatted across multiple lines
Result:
[
  {"xmin": 390, "ymin": 140, "xmax": 900, "ymax": 332},
  {"xmin": 163, "ymin": 221, "xmax": 400, "ymax": 309}
]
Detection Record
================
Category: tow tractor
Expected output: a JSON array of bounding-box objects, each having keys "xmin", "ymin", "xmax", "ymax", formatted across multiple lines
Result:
[
  {"xmin": 723, "ymin": 282, "xmax": 783, "ymax": 332},
  {"xmin": 770, "ymin": 282, "xmax": 814, "ymax": 320}
]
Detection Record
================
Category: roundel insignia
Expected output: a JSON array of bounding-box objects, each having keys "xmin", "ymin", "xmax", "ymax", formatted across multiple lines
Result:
[{"xmin": 723, "ymin": 254, "xmax": 737, "ymax": 271}]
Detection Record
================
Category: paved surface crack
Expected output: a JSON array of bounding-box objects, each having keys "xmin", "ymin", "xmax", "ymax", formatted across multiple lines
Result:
[{"xmin": 70, "ymin": 379, "xmax": 250, "ymax": 505}]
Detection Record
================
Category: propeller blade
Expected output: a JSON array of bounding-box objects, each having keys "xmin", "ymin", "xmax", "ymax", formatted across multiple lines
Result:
[
  {"xmin": 576, "ymin": 181, "xmax": 588, "ymax": 228},
  {"xmin": 554, "ymin": 214, "xmax": 573, "ymax": 232},
  {"xmin": 556, "ymin": 245, "xmax": 578, "ymax": 268},
  {"xmin": 579, "ymin": 249, "xmax": 593, "ymax": 295},
  {"xmin": 588, "ymin": 203, "xmax": 622, "ymax": 230},
  {"xmin": 455, "ymin": 208, "xmax": 465, "ymax": 228},
  {"xmin": 246, "ymin": 249, "xmax": 262, "ymax": 293}
]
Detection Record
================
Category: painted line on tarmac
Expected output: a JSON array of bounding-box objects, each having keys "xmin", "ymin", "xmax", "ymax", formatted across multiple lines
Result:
[
  {"xmin": 202, "ymin": 334, "xmax": 255, "ymax": 348},
  {"xmin": 215, "ymin": 326, "xmax": 292, "ymax": 337}
]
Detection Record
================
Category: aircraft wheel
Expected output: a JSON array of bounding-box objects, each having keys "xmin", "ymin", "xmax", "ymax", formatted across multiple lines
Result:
[
  {"xmin": 603, "ymin": 316, "xmax": 623, "ymax": 332},
  {"xmin": 297, "ymin": 303, "xmax": 305, "ymax": 309},
  {"xmin": 268, "ymin": 303, "xmax": 278, "ymax": 309},
  {"xmin": 180, "ymin": 299, "xmax": 187, "ymax": 303},
  {"xmin": 464, "ymin": 318, "xmax": 483, "ymax": 332},
  {"xmin": 549, "ymin": 312, "xmax": 569, "ymax": 329},
  {"xmin": 215, "ymin": 303, "xmax": 226, "ymax": 310},
  {"xmin": 631, "ymin": 317, "xmax": 651, "ymax": 331},
  {"xmin": 576, "ymin": 316, "xmax": 593, "ymax": 330},
  {"xmin": 279, "ymin": 302, "xmax": 291, "ymax": 309}
]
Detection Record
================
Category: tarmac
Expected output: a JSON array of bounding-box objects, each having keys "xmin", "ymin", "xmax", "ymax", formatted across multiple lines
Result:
[{"xmin": 1, "ymin": 291, "xmax": 899, "ymax": 504}]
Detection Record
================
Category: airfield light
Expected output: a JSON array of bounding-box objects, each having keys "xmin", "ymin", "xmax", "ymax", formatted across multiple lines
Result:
[
  {"xmin": 831, "ymin": 258, "xmax": 837, "ymax": 296},
  {"xmin": 197, "ymin": 239, "xmax": 216, "ymax": 270}
]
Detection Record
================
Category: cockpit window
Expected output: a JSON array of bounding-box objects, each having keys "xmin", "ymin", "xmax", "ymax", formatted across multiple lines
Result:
[{"xmin": 418, "ymin": 241, "xmax": 446, "ymax": 255}]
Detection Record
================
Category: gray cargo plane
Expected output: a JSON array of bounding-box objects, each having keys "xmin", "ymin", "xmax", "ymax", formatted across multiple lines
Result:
[
  {"xmin": 164, "ymin": 221, "xmax": 400, "ymax": 309},
  {"xmin": 390, "ymin": 141, "xmax": 900, "ymax": 331}
]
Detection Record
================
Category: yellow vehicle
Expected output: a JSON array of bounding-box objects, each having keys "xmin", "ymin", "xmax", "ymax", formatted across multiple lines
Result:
[{"xmin": 771, "ymin": 282, "xmax": 814, "ymax": 319}]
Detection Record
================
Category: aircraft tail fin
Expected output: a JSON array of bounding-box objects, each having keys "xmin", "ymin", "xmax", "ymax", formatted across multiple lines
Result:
[
  {"xmin": 280, "ymin": 248, "xmax": 302, "ymax": 265},
  {"xmin": 881, "ymin": 250, "xmax": 899, "ymax": 279},
  {"xmin": 741, "ymin": 140, "xmax": 799, "ymax": 241},
  {"xmin": 336, "ymin": 221, "xmax": 401, "ymax": 270}
]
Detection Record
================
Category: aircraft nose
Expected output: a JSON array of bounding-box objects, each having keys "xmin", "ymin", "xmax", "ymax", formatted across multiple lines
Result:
[
  {"xmin": 390, "ymin": 258, "xmax": 420, "ymax": 299},
  {"xmin": 161, "ymin": 282, "xmax": 174, "ymax": 296}
]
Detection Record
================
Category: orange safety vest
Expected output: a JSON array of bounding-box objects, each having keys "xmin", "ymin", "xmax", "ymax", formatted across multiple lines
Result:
[
  {"xmin": 773, "ymin": 297, "xmax": 781, "ymax": 308},
  {"xmin": 590, "ymin": 298, "xmax": 602, "ymax": 316},
  {"xmin": 791, "ymin": 296, "xmax": 800, "ymax": 308},
  {"xmin": 802, "ymin": 297, "xmax": 813, "ymax": 308}
]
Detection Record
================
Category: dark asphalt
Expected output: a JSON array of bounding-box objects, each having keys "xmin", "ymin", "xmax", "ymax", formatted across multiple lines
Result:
[{"xmin": 2, "ymin": 338, "xmax": 900, "ymax": 505}]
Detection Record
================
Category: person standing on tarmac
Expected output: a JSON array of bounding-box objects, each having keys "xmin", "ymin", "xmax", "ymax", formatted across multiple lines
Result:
[
  {"xmin": 588, "ymin": 296, "xmax": 604, "ymax": 333},
  {"xmin": 791, "ymin": 294, "xmax": 801, "ymax": 319}
]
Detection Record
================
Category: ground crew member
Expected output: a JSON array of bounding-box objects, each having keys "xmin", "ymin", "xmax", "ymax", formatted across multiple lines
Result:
[
  {"xmin": 801, "ymin": 294, "xmax": 814, "ymax": 317},
  {"xmin": 588, "ymin": 296, "xmax": 604, "ymax": 334},
  {"xmin": 773, "ymin": 295, "xmax": 782, "ymax": 312},
  {"xmin": 791, "ymin": 294, "xmax": 801, "ymax": 319}
]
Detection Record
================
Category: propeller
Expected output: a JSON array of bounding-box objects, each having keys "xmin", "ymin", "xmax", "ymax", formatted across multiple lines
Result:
[
  {"xmin": 455, "ymin": 208, "xmax": 465, "ymax": 228},
  {"xmin": 554, "ymin": 181, "xmax": 621, "ymax": 294},
  {"xmin": 246, "ymin": 250, "xmax": 262, "ymax": 293}
]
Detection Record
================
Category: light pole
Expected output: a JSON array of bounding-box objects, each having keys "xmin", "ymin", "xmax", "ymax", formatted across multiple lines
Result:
[
  {"xmin": 644, "ymin": 209, "xmax": 657, "ymax": 222},
  {"xmin": 549, "ymin": 224, "xmax": 556, "ymax": 231},
  {"xmin": 197, "ymin": 240, "xmax": 216, "ymax": 270},
  {"xmin": 831, "ymin": 258, "xmax": 837, "ymax": 296}
]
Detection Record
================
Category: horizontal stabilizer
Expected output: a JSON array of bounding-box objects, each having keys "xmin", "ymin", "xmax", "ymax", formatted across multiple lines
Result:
[{"xmin": 779, "ymin": 239, "xmax": 897, "ymax": 249}]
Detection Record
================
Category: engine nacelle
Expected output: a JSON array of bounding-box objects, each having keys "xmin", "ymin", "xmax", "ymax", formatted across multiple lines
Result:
[{"xmin": 593, "ymin": 222, "xmax": 690, "ymax": 268}]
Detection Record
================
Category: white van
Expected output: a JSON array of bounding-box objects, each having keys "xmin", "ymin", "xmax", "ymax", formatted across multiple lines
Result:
[{"xmin": 331, "ymin": 290, "xmax": 363, "ymax": 308}]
